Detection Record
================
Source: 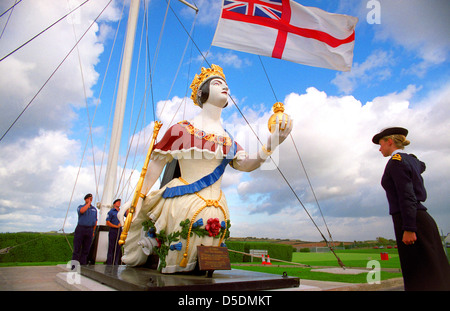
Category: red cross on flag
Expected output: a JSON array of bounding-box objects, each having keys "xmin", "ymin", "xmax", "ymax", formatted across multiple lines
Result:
[{"xmin": 212, "ymin": 0, "xmax": 358, "ymax": 71}]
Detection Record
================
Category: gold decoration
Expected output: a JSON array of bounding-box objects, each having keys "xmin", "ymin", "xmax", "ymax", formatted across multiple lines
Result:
[
  {"xmin": 261, "ymin": 144, "xmax": 272, "ymax": 156},
  {"xmin": 268, "ymin": 102, "xmax": 289, "ymax": 133},
  {"xmin": 177, "ymin": 177, "xmax": 227, "ymax": 268},
  {"xmin": 392, "ymin": 154, "xmax": 402, "ymax": 161},
  {"xmin": 119, "ymin": 121, "xmax": 163, "ymax": 245},
  {"xmin": 178, "ymin": 120, "xmax": 232, "ymax": 146},
  {"xmin": 190, "ymin": 64, "xmax": 226, "ymax": 106}
]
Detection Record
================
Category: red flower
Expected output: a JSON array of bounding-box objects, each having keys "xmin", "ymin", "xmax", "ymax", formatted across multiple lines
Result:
[
  {"xmin": 205, "ymin": 218, "xmax": 221, "ymax": 237},
  {"xmin": 156, "ymin": 238, "xmax": 162, "ymax": 248}
]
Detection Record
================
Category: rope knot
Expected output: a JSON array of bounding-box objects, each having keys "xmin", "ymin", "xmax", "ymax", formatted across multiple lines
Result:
[{"xmin": 206, "ymin": 200, "xmax": 220, "ymax": 208}]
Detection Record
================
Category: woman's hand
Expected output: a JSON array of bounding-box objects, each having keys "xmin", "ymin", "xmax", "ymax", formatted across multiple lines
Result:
[{"xmin": 402, "ymin": 231, "xmax": 417, "ymax": 245}]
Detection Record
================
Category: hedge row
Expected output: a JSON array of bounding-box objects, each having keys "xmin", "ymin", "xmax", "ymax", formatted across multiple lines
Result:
[
  {"xmin": 225, "ymin": 241, "xmax": 293, "ymax": 263},
  {"xmin": 0, "ymin": 232, "xmax": 74, "ymax": 263},
  {"xmin": 0, "ymin": 233, "xmax": 293, "ymax": 264}
]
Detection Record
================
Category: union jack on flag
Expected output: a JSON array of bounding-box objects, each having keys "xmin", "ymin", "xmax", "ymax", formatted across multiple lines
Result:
[{"xmin": 223, "ymin": 0, "xmax": 283, "ymax": 20}]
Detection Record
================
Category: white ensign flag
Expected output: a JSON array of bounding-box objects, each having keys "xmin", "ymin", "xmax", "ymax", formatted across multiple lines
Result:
[{"xmin": 212, "ymin": 0, "xmax": 358, "ymax": 71}]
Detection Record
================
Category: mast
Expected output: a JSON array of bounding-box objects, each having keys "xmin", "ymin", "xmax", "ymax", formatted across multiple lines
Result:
[
  {"xmin": 92, "ymin": 0, "xmax": 199, "ymax": 263},
  {"xmin": 95, "ymin": 0, "xmax": 141, "ymax": 263}
]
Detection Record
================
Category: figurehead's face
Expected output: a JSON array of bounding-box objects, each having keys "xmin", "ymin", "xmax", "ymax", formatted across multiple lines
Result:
[
  {"xmin": 199, "ymin": 78, "xmax": 228, "ymax": 108},
  {"xmin": 207, "ymin": 78, "xmax": 228, "ymax": 108}
]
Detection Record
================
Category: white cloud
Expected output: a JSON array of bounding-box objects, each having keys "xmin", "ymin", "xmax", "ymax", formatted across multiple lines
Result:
[
  {"xmin": 0, "ymin": 0, "xmax": 122, "ymax": 232},
  {"xmin": 210, "ymin": 51, "xmax": 252, "ymax": 69},
  {"xmin": 180, "ymin": 0, "xmax": 222, "ymax": 26},
  {"xmin": 375, "ymin": 0, "xmax": 450, "ymax": 74},
  {"xmin": 196, "ymin": 50, "xmax": 252, "ymax": 69},
  {"xmin": 1, "ymin": 83, "xmax": 449, "ymax": 239},
  {"xmin": 332, "ymin": 50, "xmax": 394, "ymax": 94},
  {"xmin": 0, "ymin": 0, "xmax": 448, "ymax": 244},
  {"xmin": 0, "ymin": 0, "xmax": 121, "ymax": 140},
  {"xmin": 0, "ymin": 130, "xmax": 88, "ymax": 231},
  {"xmin": 224, "ymin": 82, "xmax": 450, "ymax": 240}
]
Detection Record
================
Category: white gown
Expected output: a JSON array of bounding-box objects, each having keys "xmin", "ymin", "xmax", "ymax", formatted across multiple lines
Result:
[{"xmin": 121, "ymin": 121, "xmax": 244, "ymax": 273}]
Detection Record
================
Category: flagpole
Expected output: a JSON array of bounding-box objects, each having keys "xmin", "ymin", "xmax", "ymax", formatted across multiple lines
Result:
[
  {"xmin": 94, "ymin": 0, "xmax": 141, "ymax": 263},
  {"xmin": 177, "ymin": 0, "xmax": 198, "ymax": 12}
]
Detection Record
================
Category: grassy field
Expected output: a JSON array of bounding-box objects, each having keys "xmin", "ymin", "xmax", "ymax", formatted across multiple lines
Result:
[
  {"xmin": 2, "ymin": 232, "xmax": 445, "ymax": 284},
  {"xmin": 232, "ymin": 248, "xmax": 404, "ymax": 283},
  {"xmin": 292, "ymin": 248, "xmax": 401, "ymax": 269},
  {"xmin": 231, "ymin": 265, "xmax": 403, "ymax": 283}
]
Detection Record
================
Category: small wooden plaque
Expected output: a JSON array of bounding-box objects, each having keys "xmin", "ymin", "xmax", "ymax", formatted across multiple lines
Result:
[{"xmin": 197, "ymin": 246, "xmax": 231, "ymax": 271}]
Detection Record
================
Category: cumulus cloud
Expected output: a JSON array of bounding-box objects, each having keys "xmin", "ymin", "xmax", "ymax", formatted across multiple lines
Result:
[
  {"xmin": 341, "ymin": 0, "xmax": 450, "ymax": 77},
  {"xmin": 0, "ymin": 0, "xmax": 448, "ymax": 243},
  {"xmin": 332, "ymin": 50, "xmax": 394, "ymax": 94},
  {"xmin": 195, "ymin": 50, "xmax": 252, "ymax": 69},
  {"xmin": 224, "ymin": 82, "xmax": 450, "ymax": 240},
  {"xmin": 0, "ymin": 0, "xmax": 121, "ymax": 140},
  {"xmin": 0, "ymin": 0, "xmax": 121, "ymax": 231},
  {"xmin": 0, "ymin": 130, "xmax": 90, "ymax": 232},
  {"xmin": 180, "ymin": 0, "xmax": 222, "ymax": 26},
  {"xmin": 375, "ymin": 0, "xmax": 450, "ymax": 69}
]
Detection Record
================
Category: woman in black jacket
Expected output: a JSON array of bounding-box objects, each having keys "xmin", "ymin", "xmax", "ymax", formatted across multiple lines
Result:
[{"xmin": 373, "ymin": 127, "xmax": 450, "ymax": 291}]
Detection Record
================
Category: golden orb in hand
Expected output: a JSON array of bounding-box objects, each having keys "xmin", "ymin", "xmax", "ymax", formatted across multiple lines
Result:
[{"xmin": 268, "ymin": 102, "xmax": 288, "ymax": 133}]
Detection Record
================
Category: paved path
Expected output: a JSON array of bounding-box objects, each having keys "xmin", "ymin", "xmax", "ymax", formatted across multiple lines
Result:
[
  {"xmin": 0, "ymin": 265, "xmax": 404, "ymax": 291},
  {"xmin": 0, "ymin": 266, "xmax": 67, "ymax": 291}
]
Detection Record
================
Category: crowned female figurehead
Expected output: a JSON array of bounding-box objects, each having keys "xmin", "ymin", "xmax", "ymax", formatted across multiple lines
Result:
[
  {"xmin": 119, "ymin": 63, "xmax": 292, "ymax": 274},
  {"xmin": 190, "ymin": 64, "xmax": 228, "ymax": 108}
]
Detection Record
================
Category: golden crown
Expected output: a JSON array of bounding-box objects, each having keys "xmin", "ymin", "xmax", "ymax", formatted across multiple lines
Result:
[{"xmin": 190, "ymin": 64, "xmax": 226, "ymax": 106}]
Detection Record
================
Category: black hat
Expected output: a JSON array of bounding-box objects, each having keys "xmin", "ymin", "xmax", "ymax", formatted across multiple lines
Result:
[
  {"xmin": 113, "ymin": 199, "xmax": 121, "ymax": 205},
  {"xmin": 372, "ymin": 127, "xmax": 408, "ymax": 144},
  {"xmin": 84, "ymin": 193, "xmax": 93, "ymax": 200}
]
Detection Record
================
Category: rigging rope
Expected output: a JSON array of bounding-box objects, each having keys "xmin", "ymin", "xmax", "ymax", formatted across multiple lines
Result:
[
  {"xmin": 115, "ymin": 1, "xmax": 150, "ymax": 201},
  {"xmin": 256, "ymin": 56, "xmax": 340, "ymax": 264},
  {"xmin": 0, "ymin": 0, "xmax": 90, "ymax": 63},
  {"xmin": 113, "ymin": 0, "xmax": 161, "ymax": 203},
  {"xmin": 0, "ymin": 0, "xmax": 21, "ymax": 40},
  {"xmin": 0, "ymin": 0, "xmax": 22, "ymax": 19},
  {"xmin": 227, "ymin": 249, "xmax": 309, "ymax": 268},
  {"xmin": 160, "ymin": 11, "xmax": 198, "ymax": 119},
  {"xmin": 66, "ymin": 0, "xmax": 100, "ymax": 203},
  {"xmin": 257, "ymin": 56, "xmax": 336, "ymax": 247},
  {"xmin": 162, "ymin": 3, "xmax": 340, "ymax": 260},
  {"xmin": 53, "ymin": 1, "xmax": 342, "ymax": 267},
  {"xmin": 228, "ymin": 94, "xmax": 345, "ymax": 268},
  {"xmin": 0, "ymin": 0, "xmax": 112, "ymax": 143},
  {"xmin": 162, "ymin": 3, "xmax": 198, "ymax": 126},
  {"xmin": 150, "ymin": 0, "xmax": 171, "ymax": 86},
  {"xmin": 60, "ymin": 0, "xmax": 122, "ymax": 234},
  {"xmin": 95, "ymin": 1, "xmax": 127, "ymax": 201}
]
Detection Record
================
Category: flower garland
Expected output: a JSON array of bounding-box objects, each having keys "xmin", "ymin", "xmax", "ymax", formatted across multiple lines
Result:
[{"xmin": 142, "ymin": 217, "xmax": 230, "ymax": 271}]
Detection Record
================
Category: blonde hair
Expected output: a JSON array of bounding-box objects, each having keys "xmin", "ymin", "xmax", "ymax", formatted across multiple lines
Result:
[{"xmin": 382, "ymin": 135, "xmax": 410, "ymax": 149}]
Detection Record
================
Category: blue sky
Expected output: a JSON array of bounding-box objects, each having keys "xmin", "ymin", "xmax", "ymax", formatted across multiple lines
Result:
[{"xmin": 0, "ymin": 0, "xmax": 449, "ymax": 242}]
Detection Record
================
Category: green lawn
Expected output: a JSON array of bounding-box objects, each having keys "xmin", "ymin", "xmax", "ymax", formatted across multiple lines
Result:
[
  {"xmin": 292, "ymin": 248, "xmax": 401, "ymax": 269},
  {"xmin": 232, "ymin": 248, "xmax": 403, "ymax": 283},
  {"xmin": 231, "ymin": 265, "xmax": 403, "ymax": 284}
]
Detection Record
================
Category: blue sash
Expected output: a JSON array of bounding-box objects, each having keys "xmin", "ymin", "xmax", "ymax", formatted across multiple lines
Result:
[{"xmin": 162, "ymin": 130, "xmax": 236, "ymax": 199}]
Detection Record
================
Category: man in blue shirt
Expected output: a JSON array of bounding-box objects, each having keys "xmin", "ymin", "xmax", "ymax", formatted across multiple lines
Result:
[
  {"xmin": 72, "ymin": 193, "xmax": 97, "ymax": 265},
  {"xmin": 106, "ymin": 198, "xmax": 122, "ymax": 265}
]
